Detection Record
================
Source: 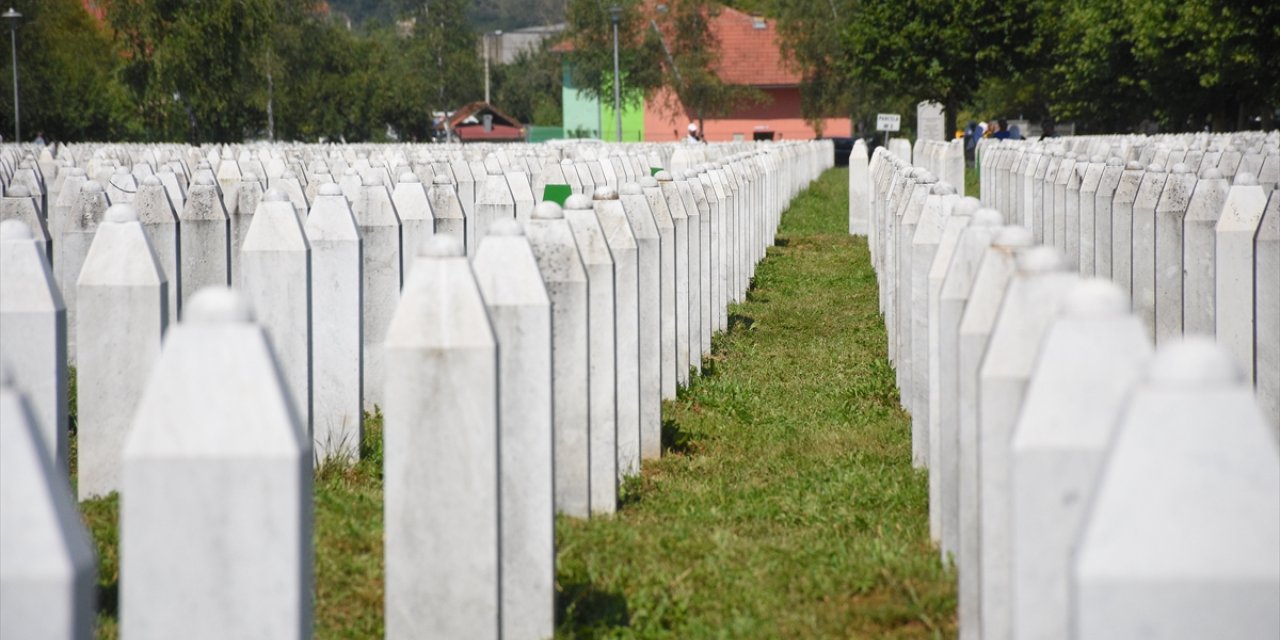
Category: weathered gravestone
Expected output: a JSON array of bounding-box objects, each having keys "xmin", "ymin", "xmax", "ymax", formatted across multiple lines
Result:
[
  {"xmin": 305, "ymin": 183, "xmax": 363, "ymax": 461},
  {"xmin": 392, "ymin": 172, "xmax": 434, "ymax": 279},
  {"xmin": 1215, "ymin": 172, "xmax": 1267, "ymax": 383},
  {"xmin": 524, "ymin": 201, "xmax": 592, "ymax": 517},
  {"xmin": 385, "ymin": 235, "xmax": 499, "ymax": 639},
  {"xmin": 620, "ymin": 183, "xmax": 664, "ymax": 459},
  {"xmin": 473, "ymin": 220, "xmax": 555, "ymax": 640},
  {"xmin": 1182, "ymin": 168, "xmax": 1229, "ymax": 335},
  {"xmin": 427, "ymin": 173, "xmax": 466, "ymax": 247},
  {"xmin": 59, "ymin": 180, "xmax": 109, "ymax": 362},
  {"xmin": 77, "ymin": 203, "xmax": 168, "ymax": 500},
  {"xmin": 122, "ymin": 288, "xmax": 312, "ymax": 640},
  {"xmin": 1073, "ymin": 338, "xmax": 1280, "ymax": 639},
  {"xmin": 0, "ymin": 382, "xmax": 96, "ymax": 640},
  {"xmin": 1009, "ymin": 279, "xmax": 1151, "ymax": 640},
  {"xmin": 241, "ymin": 190, "xmax": 312, "ymax": 436},
  {"xmin": 135, "ymin": 174, "xmax": 181, "ymax": 322},
  {"xmin": 592, "ymin": 186, "xmax": 642, "ymax": 478},
  {"xmin": 977, "ymin": 247, "xmax": 1079, "ymax": 640},
  {"xmin": 353, "ymin": 176, "xmax": 402, "ymax": 411},
  {"xmin": 0, "ymin": 220, "xmax": 67, "ymax": 471},
  {"xmin": 179, "ymin": 175, "xmax": 231, "ymax": 311},
  {"xmin": 927, "ymin": 197, "xmax": 978, "ymax": 555},
  {"xmin": 563, "ymin": 194, "xmax": 619, "ymax": 516}
]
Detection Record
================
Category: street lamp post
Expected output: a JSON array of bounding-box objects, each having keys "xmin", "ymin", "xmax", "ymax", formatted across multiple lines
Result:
[
  {"xmin": 3, "ymin": 7, "xmax": 20, "ymax": 143},
  {"xmin": 609, "ymin": 5, "xmax": 622, "ymax": 143}
]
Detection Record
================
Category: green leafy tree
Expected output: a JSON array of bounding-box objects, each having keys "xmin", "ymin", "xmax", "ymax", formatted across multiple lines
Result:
[
  {"xmin": 492, "ymin": 42, "xmax": 564, "ymax": 126},
  {"xmin": 0, "ymin": 0, "xmax": 138, "ymax": 142},
  {"xmin": 653, "ymin": 1, "xmax": 763, "ymax": 129}
]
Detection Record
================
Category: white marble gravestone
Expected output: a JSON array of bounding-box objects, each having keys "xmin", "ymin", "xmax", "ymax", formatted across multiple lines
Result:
[
  {"xmin": 976, "ymin": 247, "xmax": 1079, "ymax": 640},
  {"xmin": 241, "ymin": 190, "xmax": 312, "ymax": 436},
  {"xmin": 473, "ymin": 220, "xmax": 555, "ymax": 640},
  {"xmin": 1215, "ymin": 172, "xmax": 1267, "ymax": 382},
  {"xmin": 385, "ymin": 236, "xmax": 499, "ymax": 639},
  {"xmin": 524, "ymin": 201, "xmax": 592, "ymax": 517},
  {"xmin": 305, "ymin": 183, "xmax": 363, "ymax": 461},
  {"xmin": 1182, "ymin": 168, "xmax": 1229, "ymax": 335},
  {"xmin": 76, "ymin": 204, "xmax": 168, "ymax": 500},
  {"xmin": 353, "ymin": 177, "xmax": 402, "ymax": 411},
  {"xmin": 179, "ymin": 175, "xmax": 231, "ymax": 311},
  {"xmin": 593, "ymin": 186, "xmax": 642, "ymax": 478},
  {"xmin": 563, "ymin": 194, "xmax": 619, "ymax": 516},
  {"xmin": 1009, "ymin": 280, "xmax": 1151, "ymax": 640},
  {"xmin": 1073, "ymin": 338, "xmax": 1280, "ymax": 639},
  {"xmin": 428, "ymin": 173, "xmax": 466, "ymax": 246},
  {"xmin": 620, "ymin": 183, "xmax": 664, "ymax": 459},
  {"xmin": 122, "ymin": 288, "xmax": 312, "ymax": 640},
  {"xmin": 0, "ymin": 220, "xmax": 68, "ymax": 471},
  {"xmin": 0, "ymin": 382, "xmax": 96, "ymax": 640},
  {"xmin": 392, "ymin": 172, "xmax": 434, "ymax": 279}
]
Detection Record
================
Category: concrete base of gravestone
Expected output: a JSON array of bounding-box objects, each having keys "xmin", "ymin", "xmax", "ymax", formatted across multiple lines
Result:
[
  {"xmin": 525, "ymin": 202, "xmax": 592, "ymax": 518},
  {"xmin": 0, "ymin": 385, "xmax": 96, "ymax": 640},
  {"xmin": 122, "ymin": 288, "xmax": 312, "ymax": 640},
  {"xmin": 473, "ymin": 222, "xmax": 555, "ymax": 640},
  {"xmin": 305, "ymin": 184, "xmax": 363, "ymax": 462},
  {"xmin": 1074, "ymin": 338, "xmax": 1280, "ymax": 639},
  {"xmin": 594, "ymin": 188, "xmax": 642, "ymax": 478},
  {"xmin": 76, "ymin": 205, "xmax": 169, "ymax": 500},
  {"xmin": 564, "ymin": 194, "xmax": 618, "ymax": 516},
  {"xmin": 977, "ymin": 248, "xmax": 1079, "ymax": 640},
  {"xmin": 241, "ymin": 191, "xmax": 313, "ymax": 437},
  {"xmin": 179, "ymin": 176, "xmax": 231, "ymax": 312},
  {"xmin": 0, "ymin": 220, "xmax": 68, "ymax": 472},
  {"xmin": 1010, "ymin": 281, "xmax": 1151, "ymax": 640},
  {"xmin": 385, "ymin": 236, "xmax": 500, "ymax": 639}
]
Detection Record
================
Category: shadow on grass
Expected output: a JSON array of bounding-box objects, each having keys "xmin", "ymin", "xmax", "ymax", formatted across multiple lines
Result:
[
  {"xmin": 727, "ymin": 312, "xmax": 755, "ymax": 331},
  {"xmin": 98, "ymin": 579, "xmax": 118, "ymax": 620},
  {"xmin": 774, "ymin": 236, "xmax": 790, "ymax": 247},
  {"xmin": 662, "ymin": 418, "xmax": 696, "ymax": 456},
  {"xmin": 556, "ymin": 581, "xmax": 630, "ymax": 638}
]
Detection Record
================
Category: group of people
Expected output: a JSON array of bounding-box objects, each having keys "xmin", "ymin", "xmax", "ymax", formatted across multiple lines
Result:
[{"xmin": 963, "ymin": 118, "xmax": 1058, "ymax": 160}]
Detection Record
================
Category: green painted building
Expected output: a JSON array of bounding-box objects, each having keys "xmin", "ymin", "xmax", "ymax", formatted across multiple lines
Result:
[{"xmin": 562, "ymin": 61, "xmax": 644, "ymax": 141}]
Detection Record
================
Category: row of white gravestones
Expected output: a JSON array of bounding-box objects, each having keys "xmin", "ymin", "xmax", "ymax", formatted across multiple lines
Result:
[
  {"xmin": 867, "ymin": 143, "xmax": 1279, "ymax": 640},
  {"xmin": 0, "ymin": 139, "xmax": 830, "ymax": 639},
  {"xmin": 975, "ymin": 135, "xmax": 1279, "ymax": 433}
]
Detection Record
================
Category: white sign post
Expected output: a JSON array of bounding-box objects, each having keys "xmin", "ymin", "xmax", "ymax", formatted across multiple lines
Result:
[{"xmin": 877, "ymin": 113, "xmax": 902, "ymax": 148}]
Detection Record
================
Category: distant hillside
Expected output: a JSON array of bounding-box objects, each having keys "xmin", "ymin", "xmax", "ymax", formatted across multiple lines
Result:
[{"xmin": 327, "ymin": 0, "xmax": 566, "ymax": 31}]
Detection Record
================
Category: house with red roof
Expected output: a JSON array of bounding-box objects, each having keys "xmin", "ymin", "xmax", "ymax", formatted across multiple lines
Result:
[{"xmin": 558, "ymin": 4, "xmax": 851, "ymax": 143}]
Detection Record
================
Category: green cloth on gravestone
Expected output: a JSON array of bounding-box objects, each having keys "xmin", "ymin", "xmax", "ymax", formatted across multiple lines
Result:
[{"xmin": 542, "ymin": 184, "xmax": 572, "ymax": 206}]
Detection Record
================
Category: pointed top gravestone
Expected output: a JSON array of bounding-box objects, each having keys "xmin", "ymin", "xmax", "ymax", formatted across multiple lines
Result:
[{"xmin": 1074, "ymin": 337, "xmax": 1280, "ymax": 640}]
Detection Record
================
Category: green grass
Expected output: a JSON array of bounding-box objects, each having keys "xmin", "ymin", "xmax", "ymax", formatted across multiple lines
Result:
[
  {"xmin": 966, "ymin": 164, "xmax": 980, "ymax": 200},
  {"xmin": 79, "ymin": 167, "xmax": 954, "ymax": 638}
]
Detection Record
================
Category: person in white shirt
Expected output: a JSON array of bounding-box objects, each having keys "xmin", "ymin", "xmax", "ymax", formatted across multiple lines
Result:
[{"xmin": 685, "ymin": 122, "xmax": 702, "ymax": 143}]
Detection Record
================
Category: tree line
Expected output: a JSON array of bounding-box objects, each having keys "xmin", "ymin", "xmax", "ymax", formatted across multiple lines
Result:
[{"xmin": 5, "ymin": 0, "xmax": 1275, "ymax": 143}]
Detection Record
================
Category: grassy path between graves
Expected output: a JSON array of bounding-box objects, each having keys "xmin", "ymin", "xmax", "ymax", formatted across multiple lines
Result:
[{"xmin": 77, "ymin": 167, "xmax": 955, "ymax": 639}]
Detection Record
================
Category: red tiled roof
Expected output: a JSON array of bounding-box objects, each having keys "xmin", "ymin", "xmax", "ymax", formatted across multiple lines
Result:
[
  {"xmin": 554, "ymin": 3, "xmax": 798, "ymax": 88},
  {"xmin": 705, "ymin": 6, "xmax": 798, "ymax": 87}
]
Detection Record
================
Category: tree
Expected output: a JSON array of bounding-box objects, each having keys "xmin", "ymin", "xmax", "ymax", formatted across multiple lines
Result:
[
  {"xmin": 0, "ymin": 0, "xmax": 138, "ymax": 142},
  {"xmin": 492, "ymin": 42, "xmax": 564, "ymax": 126}
]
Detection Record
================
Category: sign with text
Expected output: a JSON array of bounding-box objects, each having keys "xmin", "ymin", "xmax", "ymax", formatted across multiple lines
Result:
[{"xmin": 876, "ymin": 113, "xmax": 901, "ymax": 132}]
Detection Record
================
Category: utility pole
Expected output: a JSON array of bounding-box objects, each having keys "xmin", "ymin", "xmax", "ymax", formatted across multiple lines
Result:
[{"xmin": 3, "ymin": 7, "xmax": 21, "ymax": 142}]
